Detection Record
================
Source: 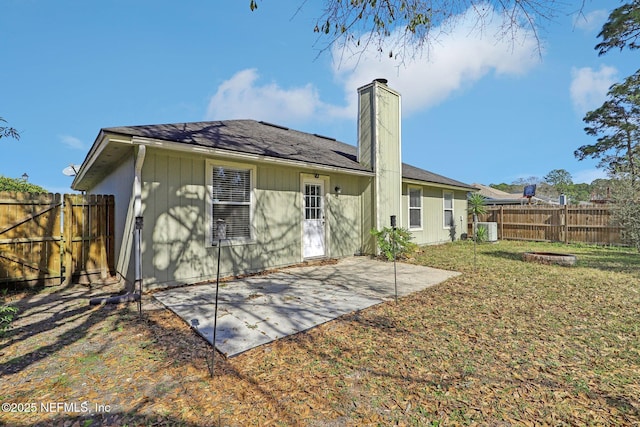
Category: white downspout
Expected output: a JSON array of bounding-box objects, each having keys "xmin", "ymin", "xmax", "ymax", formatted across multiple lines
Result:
[{"xmin": 134, "ymin": 145, "xmax": 146, "ymax": 291}]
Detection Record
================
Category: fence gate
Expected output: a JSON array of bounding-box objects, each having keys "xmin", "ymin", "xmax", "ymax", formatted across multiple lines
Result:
[{"xmin": 0, "ymin": 192, "xmax": 115, "ymax": 287}]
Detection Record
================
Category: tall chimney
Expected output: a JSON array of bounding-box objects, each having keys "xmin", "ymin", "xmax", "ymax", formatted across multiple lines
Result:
[{"xmin": 357, "ymin": 79, "xmax": 402, "ymax": 243}]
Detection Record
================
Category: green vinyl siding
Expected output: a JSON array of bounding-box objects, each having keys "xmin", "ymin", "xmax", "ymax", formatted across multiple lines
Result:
[
  {"xmin": 138, "ymin": 148, "xmax": 367, "ymax": 289},
  {"xmin": 358, "ymin": 86, "xmax": 374, "ymax": 170},
  {"xmin": 374, "ymin": 85, "xmax": 402, "ymax": 231},
  {"xmin": 402, "ymin": 183, "xmax": 469, "ymax": 245},
  {"xmin": 357, "ymin": 80, "xmax": 402, "ymax": 242},
  {"xmin": 328, "ymin": 173, "xmax": 366, "ymax": 257},
  {"xmin": 88, "ymin": 147, "xmax": 136, "ymax": 287}
]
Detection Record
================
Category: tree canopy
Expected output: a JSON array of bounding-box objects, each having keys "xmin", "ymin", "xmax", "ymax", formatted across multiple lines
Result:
[
  {"xmin": 596, "ymin": 0, "xmax": 640, "ymax": 55},
  {"xmin": 575, "ymin": 69, "xmax": 640, "ymax": 182},
  {"xmin": 0, "ymin": 176, "xmax": 48, "ymax": 193},
  {"xmin": 489, "ymin": 171, "xmax": 604, "ymax": 204},
  {"xmin": 250, "ymin": 0, "xmax": 583, "ymax": 57},
  {"xmin": 584, "ymin": 1, "xmax": 640, "ymax": 250},
  {"xmin": 544, "ymin": 169, "xmax": 573, "ymax": 194}
]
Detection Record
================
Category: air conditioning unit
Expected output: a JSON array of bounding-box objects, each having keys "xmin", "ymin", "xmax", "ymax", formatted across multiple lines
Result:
[{"xmin": 476, "ymin": 222, "xmax": 498, "ymax": 242}]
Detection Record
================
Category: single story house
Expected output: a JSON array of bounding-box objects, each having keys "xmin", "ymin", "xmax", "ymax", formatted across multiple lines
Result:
[{"xmin": 72, "ymin": 79, "xmax": 474, "ymax": 290}]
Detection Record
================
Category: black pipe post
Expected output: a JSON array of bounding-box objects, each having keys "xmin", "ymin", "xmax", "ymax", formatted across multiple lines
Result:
[
  {"xmin": 210, "ymin": 219, "xmax": 226, "ymax": 378},
  {"xmin": 210, "ymin": 240, "xmax": 221, "ymax": 377},
  {"xmin": 390, "ymin": 215, "xmax": 398, "ymax": 304},
  {"xmin": 135, "ymin": 216, "xmax": 144, "ymax": 319}
]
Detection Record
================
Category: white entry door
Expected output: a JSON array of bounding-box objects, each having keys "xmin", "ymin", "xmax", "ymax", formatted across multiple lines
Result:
[{"xmin": 303, "ymin": 181, "xmax": 325, "ymax": 258}]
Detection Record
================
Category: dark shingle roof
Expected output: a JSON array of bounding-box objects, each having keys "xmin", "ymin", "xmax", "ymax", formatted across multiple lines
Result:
[
  {"xmin": 402, "ymin": 163, "xmax": 474, "ymax": 189},
  {"xmin": 104, "ymin": 119, "xmax": 473, "ymax": 189},
  {"xmin": 105, "ymin": 120, "xmax": 368, "ymax": 173}
]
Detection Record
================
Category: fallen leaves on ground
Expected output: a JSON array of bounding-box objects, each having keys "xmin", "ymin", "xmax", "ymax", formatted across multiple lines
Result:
[{"xmin": 1, "ymin": 241, "xmax": 639, "ymax": 426}]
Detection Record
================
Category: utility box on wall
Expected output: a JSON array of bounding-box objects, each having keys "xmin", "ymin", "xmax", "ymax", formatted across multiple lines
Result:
[{"xmin": 477, "ymin": 222, "xmax": 498, "ymax": 242}]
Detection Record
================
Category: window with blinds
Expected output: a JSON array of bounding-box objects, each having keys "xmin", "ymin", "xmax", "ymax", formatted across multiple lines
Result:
[
  {"xmin": 211, "ymin": 166, "xmax": 251, "ymax": 241},
  {"xmin": 409, "ymin": 187, "xmax": 422, "ymax": 229}
]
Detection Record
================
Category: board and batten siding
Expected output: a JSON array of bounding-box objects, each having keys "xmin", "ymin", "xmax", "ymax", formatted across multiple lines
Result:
[
  {"xmin": 87, "ymin": 148, "xmax": 136, "ymax": 287},
  {"xmin": 141, "ymin": 149, "xmax": 209, "ymax": 289},
  {"xmin": 402, "ymin": 184, "xmax": 469, "ymax": 245},
  {"xmin": 358, "ymin": 80, "xmax": 402, "ymax": 232},
  {"xmin": 374, "ymin": 86, "xmax": 402, "ymax": 232},
  {"xmin": 139, "ymin": 149, "xmax": 366, "ymax": 289},
  {"xmin": 327, "ymin": 173, "xmax": 365, "ymax": 258}
]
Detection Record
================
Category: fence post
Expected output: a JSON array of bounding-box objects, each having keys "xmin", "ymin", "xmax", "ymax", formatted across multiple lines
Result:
[
  {"xmin": 98, "ymin": 196, "xmax": 108, "ymax": 280},
  {"xmin": 499, "ymin": 206, "xmax": 503, "ymax": 240},
  {"xmin": 564, "ymin": 204, "xmax": 569, "ymax": 244},
  {"xmin": 63, "ymin": 194, "xmax": 73, "ymax": 285},
  {"xmin": 108, "ymin": 196, "xmax": 115, "ymax": 276}
]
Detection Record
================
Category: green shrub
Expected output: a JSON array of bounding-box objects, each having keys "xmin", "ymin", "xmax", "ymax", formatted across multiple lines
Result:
[
  {"xmin": 0, "ymin": 175, "xmax": 48, "ymax": 193},
  {"xmin": 0, "ymin": 304, "xmax": 18, "ymax": 337},
  {"xmin": 370, "ymin": 227, "xmax": 417, "ymax": 261},
  {"xmin": 475, "ymin": 224, "xmax": 488, "ymax": 243}
]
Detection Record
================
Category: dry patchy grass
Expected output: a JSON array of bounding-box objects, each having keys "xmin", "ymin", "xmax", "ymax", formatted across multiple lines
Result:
[{"xmin": 1, "ymin": 240, "xmax": 639, "ymax": 426}]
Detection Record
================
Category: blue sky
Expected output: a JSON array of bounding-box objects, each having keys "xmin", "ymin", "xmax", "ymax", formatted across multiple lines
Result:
[{"xmin": 1, "ymin": 0, "xmax": 636, "ymax": 194}]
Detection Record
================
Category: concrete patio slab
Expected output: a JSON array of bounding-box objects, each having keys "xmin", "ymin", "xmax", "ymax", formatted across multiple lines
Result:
[{"xmin": 153, "ymin": 256, "xmax": 459, "ymax": 357}]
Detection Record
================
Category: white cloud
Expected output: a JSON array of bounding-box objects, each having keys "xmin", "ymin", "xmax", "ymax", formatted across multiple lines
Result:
[
  {"xmin": 206, "ymin": 5, "xmax": 540, "ymax": 124},
  {"xmin": 206, "ymin": 69, "xmax": 339, "ymax": 123},
  {"xmin": 570, "ymin": 65, "xmax": 618, "ymax": 114},
  {"xmin": 331, "ymin": 5, "xmax": 541, "ymax": 117},
  {"xmin": 573, "ymin": 9, "xmax": 609, "ymax": 32},
  {"xmin": 59, "ymin": 134, "xmax": 85, "ymax": 150},
  {"xmin": 572, "ymin": 168, "xmax": 608, "ymax": 184}
]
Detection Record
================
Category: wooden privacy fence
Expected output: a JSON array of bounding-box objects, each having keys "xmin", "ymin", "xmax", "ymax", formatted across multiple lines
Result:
[
  {"xmin": 0, "ymin": 192, "xmax": 115, "ymax": 287},
  {"xmin": 469, "ymin": 205, "xmax": 622, "ymax": 246}
]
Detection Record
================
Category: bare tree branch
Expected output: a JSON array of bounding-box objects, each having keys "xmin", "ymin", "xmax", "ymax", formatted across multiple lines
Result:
[
  {"xmin": 0, "ymin": 117, "xmax": 20, "ymax": 141},
  {"xmin": 252, "ymin": 1, "xmax": 583, "ymax": 63}
]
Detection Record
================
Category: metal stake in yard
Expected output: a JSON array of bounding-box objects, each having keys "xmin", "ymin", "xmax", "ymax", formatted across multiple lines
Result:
[
  {"xmin": 135, "ymin": 216, "xmax": 144, "ymax": 318},
  {"xmin": 391, "ymin": 215, "xmax": 398, "ymax": 304},
  {"xmin": 209, "ymin": 219, "xmax": 227, "ymax": 378}
]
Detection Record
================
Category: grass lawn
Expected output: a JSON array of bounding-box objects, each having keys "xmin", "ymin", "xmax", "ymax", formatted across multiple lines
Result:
[{"xmin": 1, "ymin": 240, "xmax": 639, "ymax": 426}]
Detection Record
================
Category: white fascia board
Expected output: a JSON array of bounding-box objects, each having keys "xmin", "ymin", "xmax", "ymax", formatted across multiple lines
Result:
[
  {"xmin": 72, "ymin": 131, "xmax": 134, "ymax": 189},
  {"xmin": 131, "ymin": 136, "xmax": 375, "ymax": 177}
]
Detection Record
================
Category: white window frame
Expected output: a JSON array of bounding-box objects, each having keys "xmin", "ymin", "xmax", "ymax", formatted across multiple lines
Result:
[
  {"xmin": 408, "ymin": 186, "xmax": 422, "ymax": 230},
  {"xmin": 206, "ymin": 160, "xmax": 256, "ymax": 246},
  {"xmin": 443, "ymin": 191, "xmax": 454, "ymax": 229}
]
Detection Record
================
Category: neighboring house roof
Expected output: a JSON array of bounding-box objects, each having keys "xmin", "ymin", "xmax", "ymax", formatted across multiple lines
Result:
[
  {"xmin": 471, "ymin": 183, "xmax": 557, "ymax": 205},
  {"xmin": 100, "ymin": 119, "xmax": 474, "ymax": 190},
  {"xmin": 471, "ymin": 183, "xmax": 517, "ymax": 199}
]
